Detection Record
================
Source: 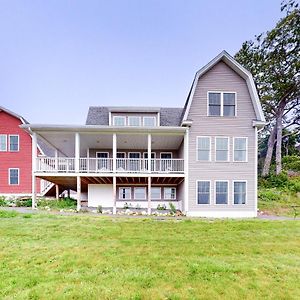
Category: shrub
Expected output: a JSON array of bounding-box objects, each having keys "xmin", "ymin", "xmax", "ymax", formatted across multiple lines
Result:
[
  {"xmin": 97, "ymin": 205, "xmax": 103, "ymax": 213},
  {"xmin": 258, "ymin": 172, "xmax": 289, "ymax": 188},
  {"xmin": 258, "ymin": 189, "xmax": 281, "ymax": 202},
  {"xmin": 157, "ymin": 204, "xmax": 167, "ymax": 210},
  {"xmin": 169, "ymin": 202, "xmax": 177, "ymax": 214},
  {"xmin": 282, "ymin": 155, "xmax": 300, "ymax": 172},
  {"xmin": 288, "ymin": 177, "xmax": 300, "ymax": 193},
  {"xmin": 0, "ymin": 196, "xmax": 7, "ymax": 207},
  {"xmin": 15, "ymin": 199, "xmax": 32, "ymax": 207},
  {"xmin": 38, "ymin": 197, "xmax": 77, "ymax": 209}
]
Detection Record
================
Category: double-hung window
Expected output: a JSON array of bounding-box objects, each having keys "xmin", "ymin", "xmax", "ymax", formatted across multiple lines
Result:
[
  {"xmin": 215, "ymin": 137, "xmax": 229, "ymax": 162},
  {"xmin": 0, "ymin": 134, "xmax": 7, "ymax": 151},
  {"xmin": 128, "ymin": 116, "xmax": 141, "ymax": 126},
  {"xmin": 197, "ymin": 137, "xmax": 211, "ymax": 161},
  {"xmin": 9, "ymin": 135, "xmax": 19, "ymax": 151},
  {"xmin": 164, "ymin": 187, "xmax": 176, "ymax": 200},
  {"xmin": 234, "ymin": 137, "xmax": 247, "ymax": 162},
  {"xmin": 197, "ymin": 181, "xmax": 210, "ymax": 204},
  {"xmin": 208, "ymin": 92, "xmax": 236, "ymax": 117},
  {"xmin": 9, "ymin": 168, "xmax": 19, "ymax": 185},
  {"xmin": 113, "ymin": 116, "xmax": 126, "ymax": 126},
  {"xmin": 119, "ymin": 187, "xmax": 131, "ymax": 200},
  {"xmin": 215, "ymin": 181, "xmax": 228, "ymax": 204},
  {"xmin": 233, "ymin": 181, "xmax": 247, "ymax": 204},
  {"xmin": 134, "ymin": 187, "xmax": 146, "ymax": 199}
]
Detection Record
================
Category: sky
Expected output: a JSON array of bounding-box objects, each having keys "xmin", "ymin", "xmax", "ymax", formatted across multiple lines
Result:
[{"xmin": 0, "ymin": 0, "xmax": 283, "ymax": 124}]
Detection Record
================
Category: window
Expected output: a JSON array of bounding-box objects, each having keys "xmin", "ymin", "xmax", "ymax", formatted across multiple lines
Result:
[
  {"xmin": 164, "ymin": 187, "xmax": 176, "ymax": 200},
  {"xmin": 0, "ymin": 134, "xmax": 7, "ymax": 151},
  {"xmin": 134, "ymin": 187, "xmax": 146, "ymax": 199},
  {"xmin": 208, "ymin": 92, "xmax": 236, "ymax": 117},
  {"xmin": 151, "ymin": 187, "xmax": 161, "ymax": 199},
  {"xmin": 234, "ymin": 181, "xmax": 246, "ymax": 204},
  {"xmin": 113, "ymin": 116, "xmax": 126, "ymax": 126},
  {"xmin": 143, "ymin": 116, "xmax": 156, "ymax": 127},
  {"xmin": 128, "ymin": 116, "xmax": 141, "ymax": 126},
  {"xmin": 215, "ymin": 137, "xmax": 229, "ymax": 162},
  {"xmin": 208, "ymin": 92, "xmax": 221, "ymax": 116},
  {"xmin": 197, "ymin": 181, "xmax": 210, "ymax": 204},
  {"xmin": 234, "ymin": 138, "xmax": 247, "ymax": 162},
  {"xmin": 9, "ymin": 168, "xmax": 19, "ymax": 185},
  {"xmin": 215, "ymin": 181, "xmax": 228, "ymax": 204},
  {"xmin": 9, "ymin": 135, "xmax": 19, "ymax": 151},
  {"xmin": 197, "ymin": 137, "xmax": 211, "ymax": 161},
  {"xmin": 119, "ymin": 187, "xmax": 131, "ymax": 200}
]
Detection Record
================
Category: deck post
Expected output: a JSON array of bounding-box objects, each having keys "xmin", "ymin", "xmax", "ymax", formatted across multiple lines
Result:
[
  {"xmin": 113, "ymin": 133, "xmax": 117, "ymax": 172},
  {"xmin": 148, "ymin": 176, "xmax": 151, "ymax": 215},
  {"xmin": 75, "ymin": 132, "xmax": 80, "ymax": 172},
  {"xmin": 31, "ymin": 132, "xmax": 37, "ymax": 209},
  {"xmin": 184, "ymin": 128, "xmax": 189, "ymax": 213},
  {"xmin": 113, "ymin": 176, "xmax": 117, "ymax": 214},
  {"xmin": 76, "ymin": 176, "xmax": 81, "ymax": 211},
  {"xmin": 147, "ymin": 133, "xmax": 151, "ymax": 172},
  {"xmin": 55, "ymin": 184, "xmax": 59, "ymax": 199}
]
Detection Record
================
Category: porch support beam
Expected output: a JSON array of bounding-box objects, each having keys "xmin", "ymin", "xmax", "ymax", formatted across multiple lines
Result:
[
  {"xmin": 31, "ymin": 132, "xmax": 37, "ymax": 209},
  {"xmin": 113, "ymin": 176, "xmax": 117, "ymax": 214},
  {"xmin": 147, "ymin": 133, "xmax": 151, "ymax": 173},
  {"xmin": 184, "ymin": 128, "xmax": 189, "ymax": 213},
  {"xmin": 75, "ymin": 132, "xmax": 80, "ymax": 172},
  {"xmin": 113, "ymin": 133, "xmax": 117, "ymax": 172},
  {"xmin": 147, "ymin": 176, "xmax": 151, "ymax": 215},
  {"xmin": 76, "ymin": 176, "xmax": 81, "ymax": 211},
  {"xmin": 55, "ymin": 184, "xmax": 59, "ymax": 199}
]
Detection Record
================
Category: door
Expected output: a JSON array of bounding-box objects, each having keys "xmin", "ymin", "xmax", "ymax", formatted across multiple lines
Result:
[
  {"xmin": 96, "ymin": 152, "xmax": 109, "ymax": 170},
  {"xmin": 129, "ymin": 152, "xmax": 141, "ymax": 171},
  {"xmin": 160, "ymin": 152, "xmax": 172, "ymax": 171}
]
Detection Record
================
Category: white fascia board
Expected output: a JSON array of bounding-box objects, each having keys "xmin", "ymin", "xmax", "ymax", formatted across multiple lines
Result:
[{"xmin": 181, "ymin": 50, "xmax": 265, "ymax": 123}]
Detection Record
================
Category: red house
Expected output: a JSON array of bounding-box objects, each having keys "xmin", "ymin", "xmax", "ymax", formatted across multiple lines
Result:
[{"xmin": 0, "ymin": 106, "xmax": 52, "ymax": 197}]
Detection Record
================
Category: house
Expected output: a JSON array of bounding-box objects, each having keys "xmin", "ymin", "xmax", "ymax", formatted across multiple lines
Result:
[
  {"xmin": 21, "ymin": 51, "xmax": 266, "ymax": 217},
  {"xmin": 0, "ymin": 106, "xmax": 56, "ymax": 198}
]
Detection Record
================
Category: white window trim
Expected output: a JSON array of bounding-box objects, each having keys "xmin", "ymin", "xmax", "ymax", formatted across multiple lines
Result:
[
  {"xmin": 151, "ymin": 187, "xmax": 161, "ymax": 200},
  {"xmin": 196, "ymin": 180, "xmax": 211, "ymax": 205},
  {"xmin": 215, "ymin": 137, "xmax": 230, "ymax": 162},
  {"xmin": 96, "ymin": 152, "xmax": 109, "ymax": 158},
  {"xmin": 0, "ymin": 134, "xmax": 7, "ymax": 151},
  {"xmin": 163, "ymin": 187, "xmax": 176, "ymax": 200},
  {"xmin": 196, "ymin": 136, "xmax": 211, "ymax": 162},
  {"xmin": 8, "ymin": 134, "xmax": 19, "ymax": 152},
  {"xmin": 214, "ymin": 180, "xmax": 229, "ymax": 205},
  {"xmin": 9, "ymin": 168, "xmax": 20, "ymax": 185},
  {"xmin": 232, "ymin": 180, "xmax": 247, "ymax": 205},
  {"xmin": 207, "ymin": 91, "xmax": 237, "ymax": 117},
  {"xmin": 134, "ymin": 187, "xmax": 146, "ymax": 200},
  {"xmin": 113, "ymin": 115, "xmax": 126, "ymax": 126},
  {"xmin": 233, "ymin": 137, "xmax": 248, "ymax": 162},
  {"xmin": 143, "ymin": 116, "xmax": 156, "ymax": 127},
  {"xmin": 117, "ymin": 152, "xmax": 126, "ymax": 158},
  {"xmin": 119, "ymin": 187, "xmax": 131, "ymax": 200},
  {"xmin": 128, "ymin": 116, "xmax": 142, "ymax": 127},
  {"xmin": 143, "ymin": 152, "xmax": 156, "ymax": 159},
  {"xmin": 160, "ymin": 152, "xmax": 173, "ymax": 159}
]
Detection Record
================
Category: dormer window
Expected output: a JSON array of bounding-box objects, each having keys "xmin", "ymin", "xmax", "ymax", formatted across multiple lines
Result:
[
  {"xmin": 113, "ymin": 116, "xmax": 126, "ymax": 126},
  {"xmin": 143, "ymin": 116, "xmax": 156, "ymax": 127},
  {"xmin": 208, "ymin": 92, "xmax": 236, "ymax": 117},
  {"xmin": 128, "ymin": 116, "xmax": 141, "ymax": 126}
]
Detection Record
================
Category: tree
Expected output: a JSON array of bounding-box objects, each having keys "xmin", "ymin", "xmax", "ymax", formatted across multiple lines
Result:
[{"xmin": 235, "ymin": 0, "xmax": 300, "ymax": 176}]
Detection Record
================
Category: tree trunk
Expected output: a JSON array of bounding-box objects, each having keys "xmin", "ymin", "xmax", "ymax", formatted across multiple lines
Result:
[
  {"xmin": 275, "ymin": 100, "xmax": 286, "ymax": 175},
  {"xmin": 262, "ymin": 126, "xmax": 276, "ymax": 177}
]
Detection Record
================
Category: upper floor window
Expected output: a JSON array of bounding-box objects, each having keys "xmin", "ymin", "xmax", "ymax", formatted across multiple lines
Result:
[
  {"xmin": 234, "ymin": 137, "xmax": 247, "ymax": 162},
  {"xmin": 128, "ymin": 116, "xmax": 141, "ymax": 126},
  {"xmin": 143, "ymin": 116, "xmax": 156, "ymax": 127},
  {"xmin": 9, "ymin": 168, "xmax": 19, "ymax": 185},
  {"xmin": 215, "ymin": 137, "xmax": 229, "ymax": 162},
  {"xmin": 208, "ymin": 92, "xmax": 236, "ymax": 117},
  {"xmin": 113, "ymin": 116, "xmax": 126, "ymax": 126},
  {"xmin": 0, "ymin": 134, "xmax": 7, "ymax": 151},
  {"xmin": 197, "ymin": 137, "xmax": 211, "ymax": 161},
  {"xmin": 9, "ymin": 135, "xmax": 19, "ymax": 151}
]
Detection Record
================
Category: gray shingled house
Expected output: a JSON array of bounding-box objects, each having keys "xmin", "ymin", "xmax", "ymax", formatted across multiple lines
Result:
[{"xmin": 22, "ymin": 51, "xmax": 265, "ymax": 217}]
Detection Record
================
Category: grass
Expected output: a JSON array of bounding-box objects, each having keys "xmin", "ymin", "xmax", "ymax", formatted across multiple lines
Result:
[{"xmin": 0, "ymin": 211, "xmax": 299, "ymax": 299}]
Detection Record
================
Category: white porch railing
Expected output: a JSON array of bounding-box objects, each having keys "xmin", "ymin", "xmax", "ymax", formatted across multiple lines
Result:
[{"xmin": 36, "ymin": 157, "xmax": 184, "ymax": 174}]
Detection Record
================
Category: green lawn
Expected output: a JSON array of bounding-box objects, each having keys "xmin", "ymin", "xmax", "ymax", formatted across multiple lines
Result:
[{"xmin": 0, "ymin": 211, "xmax": 299, "ymax": 300}]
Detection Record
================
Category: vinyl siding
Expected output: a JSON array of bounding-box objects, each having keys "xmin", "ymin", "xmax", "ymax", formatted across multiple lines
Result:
[{"xmin": 187, "ymin": 61, "xmax": 257, "ymax": 212}]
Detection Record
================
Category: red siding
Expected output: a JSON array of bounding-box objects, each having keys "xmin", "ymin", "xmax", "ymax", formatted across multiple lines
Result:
[{"xmin": 0, "ymin": 111, "xmax": 40, "ymax": 194}]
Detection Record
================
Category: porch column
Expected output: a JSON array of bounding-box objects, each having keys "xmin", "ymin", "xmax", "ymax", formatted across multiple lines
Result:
[
  {"xmin": 113, "ymin": 133, "xmax": 117, "ymax": 172},
  {"xmin": 32, "ymin": 132, "xmax": 37, "ymax": 208},
  {"xmin": 75, "ymin": 132, "xmax": 80, "ymax": 172},
  {"xmin": 147, "ymin": 176, "xmax": 151, "ymax": 215},
  {"xmin": 147, "ymin": 134, "xmax": 151, "ymax": 172},
  {"xmin": 76, "ymin": 176, "xmax": 81, "ymax": 211},
  {"xmin": 113, "ymin": 176, "xmax": 117, "ymax": 214},
  {"xmin": 184, "ymin": 128, "xmax": 189, "ymax": 213},
  {"xmin": 55, "ymin": 184, "xmax": 59, "ymax": 199}
]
